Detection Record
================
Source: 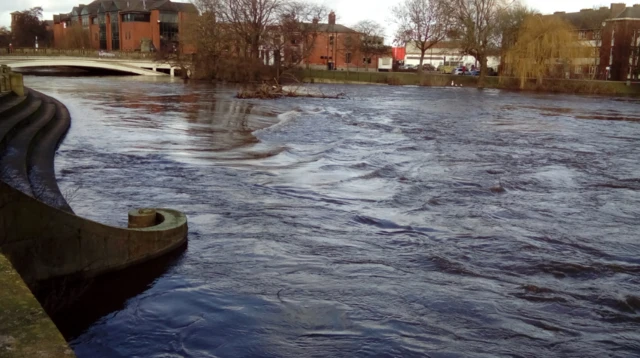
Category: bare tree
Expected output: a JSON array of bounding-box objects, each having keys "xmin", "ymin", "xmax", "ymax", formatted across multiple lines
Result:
[
  {"xmin": 497, "ymin": 3, "xmax": 538, "ymax": 62},
  {"xmin": 183, "ymin": 0, "xmax": 231, "ymax": 79},
  {"xmin": 62, "ymin": 22, "xmax": 91, "ymax": 49},
  {"xmin": 12, "ymin": 7, "xmax": 50, "ymax": 48},
  {"xmin": 448, "ymin": 0, "xmax": 510, "ymax": 87},
  {"xmin": 353, "ymin": 20, "xmax": 388, "ymax": 71},
  {"xmin": 392, "ymin": 0, "xmax": 449, "ymax": 73},
  {"xmin": 341, "ymin": 32, "xmax": 358, "ymax": 72},
  {"xmin": 0, "ymin": 27, "xmax": 10, "ymax": 48},
  {"xmin": 278, "ymin": 2, "xmax": 329, "ymax": 69},
  {"xmin": 218, "ymin": 0, "xmax": 283, "ymax": 59}
]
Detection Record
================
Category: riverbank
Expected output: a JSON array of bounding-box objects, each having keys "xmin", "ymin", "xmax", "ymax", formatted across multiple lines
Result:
[
  {"xmin": 300, "ymin": 69, "xmax": 640, "ymax": 96},
  {"xmin": 0, "ymin": 254, "xmax": 75, "ymax": 357}
]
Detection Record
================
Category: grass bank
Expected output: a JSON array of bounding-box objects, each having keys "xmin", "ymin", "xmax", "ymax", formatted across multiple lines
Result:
[
  {"xmin": 0, "ymin": 254, "xmax": 75, "ymax": 357},
  {"xmin": 300, "ymin": 69, "xmax": 640, "ymax": 96}
]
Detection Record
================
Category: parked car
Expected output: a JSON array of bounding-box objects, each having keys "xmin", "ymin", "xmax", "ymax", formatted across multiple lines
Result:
[
  {"xmin": 421, "ymin": 64, "xmax": 436, "ymax": 71},
  {"xmin": 469, "ymin": 69, "xmax": 480, "ymax": 76},
  {"xmin": 452, "ymin": 67, "xmax": 465, "ymax": 75}
]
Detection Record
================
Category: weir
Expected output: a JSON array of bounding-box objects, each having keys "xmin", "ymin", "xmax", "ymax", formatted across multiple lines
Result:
[{"xmin": 0, "ymin": 66, "xmax": 188, "ymax": 356}]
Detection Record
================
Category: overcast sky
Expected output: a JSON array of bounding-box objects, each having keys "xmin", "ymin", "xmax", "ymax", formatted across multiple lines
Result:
[{"xmin": 0, "ymin": 0, "xmax": 630, "ymax": 41}]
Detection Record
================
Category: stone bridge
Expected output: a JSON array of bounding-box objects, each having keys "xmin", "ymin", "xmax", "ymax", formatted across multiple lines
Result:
[{"xmin": 0, "ymin": 55, "xmax": 188, "ymax": 77}]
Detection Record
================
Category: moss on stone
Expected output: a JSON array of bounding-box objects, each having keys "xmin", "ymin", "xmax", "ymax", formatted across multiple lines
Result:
[{"xmin": 0, "ymin": 254, "xmax": 75, "ymax": 357}]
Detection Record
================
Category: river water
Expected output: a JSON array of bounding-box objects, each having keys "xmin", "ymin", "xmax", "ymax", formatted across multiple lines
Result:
[{"xmin": 26, "ymin": 76, "xmax": 640, "ymax": 357}]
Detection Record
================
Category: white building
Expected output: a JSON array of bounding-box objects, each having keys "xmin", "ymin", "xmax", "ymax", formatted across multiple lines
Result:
[{"xmin": 403, "ymin": 42, "xmax": 500, "ymax": 70}]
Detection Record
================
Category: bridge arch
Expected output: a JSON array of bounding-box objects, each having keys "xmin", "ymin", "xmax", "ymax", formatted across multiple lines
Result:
[{"xmin": 3, "ymin": 59, "xmax": 166, "ymax": 76}]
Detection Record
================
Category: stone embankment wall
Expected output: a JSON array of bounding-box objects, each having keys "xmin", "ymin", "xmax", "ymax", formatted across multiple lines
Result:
[
  {"xmin": 0, "ymin": 179, "xmax": 188, "ymax": 284},
  {"xmin": 0, "ymin": 66, "xmax": 188, "ymax": 357},
  {"xmin": 0, "ymin": 65, "xmax": 24, "ymax": 96}
]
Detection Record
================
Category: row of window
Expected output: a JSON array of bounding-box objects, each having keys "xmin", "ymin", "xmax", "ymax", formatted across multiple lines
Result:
[
  {"xmin": 123, "ymin": 13, "xmax": 150, "ymax": 22},
  {"xmin": 574, "ymin": 65, "xmax": 597, "ymax": 74},
  {"xmin": 577, "ymin": 30, "xmax": 602, "ymax": 40},
  {"xmin": 324, "ymin": 53, "xmax": 372, "ymax": 64},
  {"xmin": 71, "ymin": 12, "xmax": 176, "ymax": 25}
]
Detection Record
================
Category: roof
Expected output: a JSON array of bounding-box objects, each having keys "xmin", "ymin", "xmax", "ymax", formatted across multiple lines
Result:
[
  {"xmin": 405, "ymin": 41, "xmax": 463, "ymax": 54},
  {"xmin": 616, "ymin": 5, "xmax": 640, "ymax": 19},
  {"xmin": 550, "ymin": 8, "xmax": 611, "ymax": 30},
  {"xmin": 310, "ymin": 23, "xmax": 357, "ymax": 33},
  {"xmin": 60, "ymin": 0, "xmax": 197, "ymax": 17}
]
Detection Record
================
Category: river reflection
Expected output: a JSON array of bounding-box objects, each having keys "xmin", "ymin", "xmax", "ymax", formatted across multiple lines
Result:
[{"xmin": 26, "ymin": 76, "xmax": 640, "ymax": 357}]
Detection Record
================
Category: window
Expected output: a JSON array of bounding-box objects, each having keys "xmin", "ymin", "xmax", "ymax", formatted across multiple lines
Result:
[
  {"xmin": 594, "ymin": 30, "xmax": 601, "ymax": 40},
  {"xmin": 122, "ymin": 13, "xmax": 150, "ymax": 22},
  {"xmin": 98, "ymin": 13, "xmax": 107, "ymax": 50},
  {"xmin": 345, "ymin": 52, "xmax": 351, "ymax": 64},
  {"xmin": 82, "ymin": 15, "xmax": 89, "ymax": 28},
  {"xmin": 110, "ymin": 12, "xmax": 119, "ymax": 50},
  {"xmin": 363, "ymin": 57, "xmax": 371, "ymax": 64},
  {"xmin": 574, "ymin": 65, "xmax": 582, "ymax": 74},
  {"xmin": 159, "ymin": 12, "xmax": 179, "ymax": 49},
  {"xmin": 578, "ymin": 31, "xmax": 587, "ymax": 40},
  {"xmin": 589, "ymin": 66, "xmax": 596, "ymax": 75}
]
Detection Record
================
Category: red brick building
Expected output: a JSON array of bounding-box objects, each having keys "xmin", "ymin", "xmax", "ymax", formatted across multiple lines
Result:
[
  {"xmin": 548, "ymin": 3, "xmax": 640, "ymax": 81},
  {"xmin": 302, "ymin": 12, "xmax": 384, "ymax": 70},
  {"xmin": 600, "ymin": 5, "xmax": 640, "ymax": 80},
  {"xmin": 51, "ymin": 0, "xmax": 196, "ymax": 52}
]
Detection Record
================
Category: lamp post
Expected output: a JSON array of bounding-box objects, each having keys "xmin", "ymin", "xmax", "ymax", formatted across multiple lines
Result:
[{"xmin": 35, "ymin": 35, "xmax": 39, "ymax": 51}]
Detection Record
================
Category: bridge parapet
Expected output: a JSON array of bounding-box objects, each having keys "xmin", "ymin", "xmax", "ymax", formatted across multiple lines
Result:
[
  {"xmin": 1, "ymin": 47, "xmax": 159, "ymax": 60},
  {"xmin": 0, "ymin": 48, "xmax": 195, "ymax": 63}
]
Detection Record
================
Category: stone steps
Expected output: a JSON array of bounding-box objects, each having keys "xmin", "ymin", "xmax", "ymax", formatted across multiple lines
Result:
[
  {"xmin": 0, "ymin": 92, "xmax": 28, "ymax": 118},
  {"xmin": 0, "ymin": 86, "xmax": 188, "ymax": 288},
  {"xmin": 28, "ymin": 93, "xmax": 73, "ymax": 213},
  {"xmin": 0, "ymin": 90, "xmax": 71, "ymax": 211}
]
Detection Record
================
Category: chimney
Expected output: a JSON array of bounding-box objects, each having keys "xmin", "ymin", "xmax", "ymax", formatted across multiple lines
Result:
[
  {"xmin": 312, "ymin": 17, "xmax": 319, "ymax": 24},
  {"xmin": 328, "ymin": 11, "xmax": 336, "ymax": 25},
  {"xmin": 610, "ymin": 3, "xmax": 626, "ymax": 18},
  {"xmin": 143, "ymin": 0, "xmax": 147, "ymax": 10}
]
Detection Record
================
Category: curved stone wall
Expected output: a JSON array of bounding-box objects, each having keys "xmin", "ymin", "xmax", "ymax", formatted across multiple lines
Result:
[
  {"xmin": 0, "ymin": 181, "xmax": 187, "ymax": 284},
  {"xmin": 0, "ymin": 79, "xmax": 188, "ymax": 287}
]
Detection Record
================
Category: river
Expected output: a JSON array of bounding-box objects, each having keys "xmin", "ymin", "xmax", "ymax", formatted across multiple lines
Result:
[{"xmin": 26, "ymin": 75, "xmax": 640, "ymax": 357}]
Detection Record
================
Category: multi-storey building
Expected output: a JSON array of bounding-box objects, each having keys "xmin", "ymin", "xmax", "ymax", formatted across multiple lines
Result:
[
  {"xmin": 547, "ymin": 3, "xmax": 640, "ymax": 81},
  {"xmin": 51, "ymin": 0, "xmax": 196, "ymax": 52},
  {"xmin": 600, "ymin": 4, "xmax": 640, "ymax": 80},
  {"xmin": 299, "ymin": 12, "xmax": 385, "ymax": 70}
]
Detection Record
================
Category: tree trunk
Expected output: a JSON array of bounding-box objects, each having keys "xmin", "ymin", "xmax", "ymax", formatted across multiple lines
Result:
[
  {"xmin": 478, "ymin": 55, "xmax": 488, "ymax": 89},
  {"xmin": 418, "ymin": 48, "xmax": 426, "ymax": 74}
]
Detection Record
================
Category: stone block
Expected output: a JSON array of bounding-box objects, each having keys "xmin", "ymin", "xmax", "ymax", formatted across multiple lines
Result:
[{"xmin": 9, "ymin": 73, "xmax": 24, "ymax": 96}]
